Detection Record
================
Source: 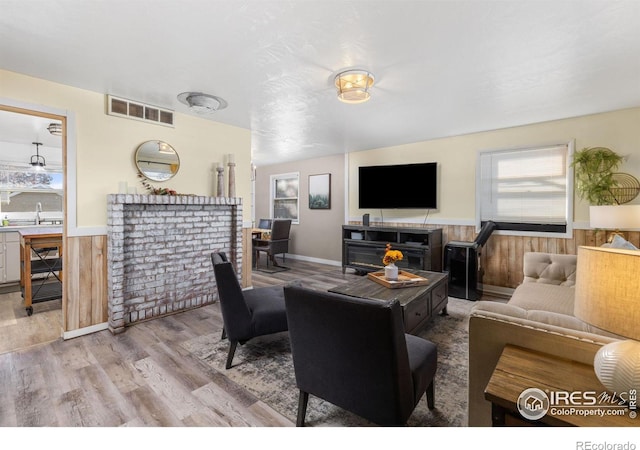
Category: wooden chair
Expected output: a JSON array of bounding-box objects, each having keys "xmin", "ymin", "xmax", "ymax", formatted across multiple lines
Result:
[{"xmin": 253, "ymin": 219, "xmax": 292, "ymax": 269}]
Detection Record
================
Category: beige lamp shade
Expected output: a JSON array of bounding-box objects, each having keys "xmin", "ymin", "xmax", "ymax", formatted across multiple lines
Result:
[
  {"xmin": 589, "ymin": 205, "xmax": 640, "ymax": 230},
  {"xmin": 574, "ymin": 246, "xmax": 640, "ymax": 340}
]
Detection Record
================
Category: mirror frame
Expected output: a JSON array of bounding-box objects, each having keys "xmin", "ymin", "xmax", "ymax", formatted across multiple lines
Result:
[{"xmin": 135, "ymin": 140, "xmax": 180, "ymax": 182}]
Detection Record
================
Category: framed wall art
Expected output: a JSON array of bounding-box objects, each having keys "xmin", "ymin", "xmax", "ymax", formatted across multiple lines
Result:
[{"xmin": 309, "ymin": 173, "xmax": 331, "ymax": 209}]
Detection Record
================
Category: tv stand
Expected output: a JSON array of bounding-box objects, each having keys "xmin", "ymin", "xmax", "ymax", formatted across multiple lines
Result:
[{"xmin": 341, "ymin": 225, "xmax": 442, "ymax": 274}]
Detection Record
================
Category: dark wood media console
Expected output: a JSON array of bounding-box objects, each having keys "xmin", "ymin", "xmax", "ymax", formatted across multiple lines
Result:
[{"xmin": 341, "ymin": 225, "xmax": 443, "ymax": 274}]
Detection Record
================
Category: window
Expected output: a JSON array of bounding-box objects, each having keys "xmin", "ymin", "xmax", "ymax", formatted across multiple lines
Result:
[
  {"xmin": 477, "ymin": 142, "xmax": 573, "ymax": 236},
  {"xmin": 270, "ymin": 172, "xmax": 299, "ymax": 223},
  {"xmin": 0, "ymin": 166, "xmax": 62, "ymax": 191}
]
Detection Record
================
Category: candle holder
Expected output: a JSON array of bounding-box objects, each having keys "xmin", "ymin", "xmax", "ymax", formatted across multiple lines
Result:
[
  {"xmin": 216, "ymin": 165, "xmax": 225, "ymax": 197},
  {"xmin": 228, "ymin": 158, "xmax": 236, "ymax": 198}
]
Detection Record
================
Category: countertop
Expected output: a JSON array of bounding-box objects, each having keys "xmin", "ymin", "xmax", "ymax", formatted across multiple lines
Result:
[
  {"xmin": 0, "ymin": 224, "xmax": 64, "ymax": 233},
  {"xmin": 17, "ymin": 227, "xmax": 63, "ymax": 237}
]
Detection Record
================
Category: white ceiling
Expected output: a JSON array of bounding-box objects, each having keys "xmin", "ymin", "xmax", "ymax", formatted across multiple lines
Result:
[
  {"xmin": 0, "ymin": 110, "xmax": 63, "ymax": 168},
  {"xmin": 1, "ymin": 0, "xmax": 639, "ymax": 166}
]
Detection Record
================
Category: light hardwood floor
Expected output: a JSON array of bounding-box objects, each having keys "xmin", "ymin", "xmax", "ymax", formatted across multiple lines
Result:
[
  {"xmin": 0, "ymin": 259, "xmax": 359, "ymax": 427},
  {"xmin": 0, "ymin": 286, "xmax": 63, "ymax": 355}
]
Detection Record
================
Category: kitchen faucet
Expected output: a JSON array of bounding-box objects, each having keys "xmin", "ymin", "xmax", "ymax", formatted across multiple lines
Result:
[{"xmin": 35, "ymin": 202, "xmax": 42, "ymax": 225}]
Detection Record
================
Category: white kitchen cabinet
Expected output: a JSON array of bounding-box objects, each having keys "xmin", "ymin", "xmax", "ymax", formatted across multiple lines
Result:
[{"xmin": 1, "ymin": 231, "xmax": 21, "ymax": 283}]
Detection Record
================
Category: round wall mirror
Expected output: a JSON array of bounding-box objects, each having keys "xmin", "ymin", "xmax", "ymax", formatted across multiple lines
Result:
[{"xmin": 135, "ymin": 140, "xmax": 180, "ymax": 181}]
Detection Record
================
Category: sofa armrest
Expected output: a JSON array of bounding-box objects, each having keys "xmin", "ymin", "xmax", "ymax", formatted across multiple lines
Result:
[
  {"xmin": 467, "ymin": 302, "xmax": 619, "ymax": 427},
  {"xmin": 523, "ymin": 252, "xmax": 577, "ymax": 286}
]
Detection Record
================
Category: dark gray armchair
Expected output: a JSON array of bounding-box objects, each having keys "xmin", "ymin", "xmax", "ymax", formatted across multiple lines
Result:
[
  {"xmin": 283, "ymin": 285, "xmax": 438, "ymax": 426},
  {"xmin": 211, "ymin": 252, "xmax": 288, "ymax": 369},
  {"xmin": 253, "ymin": 219, "xmax": 292, "ymax": 269}
]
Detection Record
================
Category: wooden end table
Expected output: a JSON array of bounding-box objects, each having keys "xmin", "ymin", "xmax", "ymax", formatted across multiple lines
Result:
[{"xmin": 484, "ymin": 345, "xmax": 638, "ymax": 427}]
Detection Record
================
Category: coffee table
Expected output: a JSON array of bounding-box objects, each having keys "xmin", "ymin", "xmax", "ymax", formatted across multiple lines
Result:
[{"xmin": 329, "ymin": 269, "xmax": 448, "ymax": 335}]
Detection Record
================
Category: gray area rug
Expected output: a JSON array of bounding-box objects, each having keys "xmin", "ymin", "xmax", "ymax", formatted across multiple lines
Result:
[{"xmin": 182, "ymin": 296, "xmax": 474, "ymax": 427}]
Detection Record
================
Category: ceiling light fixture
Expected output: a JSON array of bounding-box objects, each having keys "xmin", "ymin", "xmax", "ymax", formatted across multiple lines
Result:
[
  {"xmin": 47, "ymin": 122, "xmax": 62, "ymax": 136},
  {"xmin": 158, "ymin": 141, "xmax": 174, "ymax": 154},
  {"xmin": 30, "ymin": 142, "xmax": 46, "ymax": 169},
  {"xmin": 334, "ymin": 70, "xmax": 375, "ymax": 104},
  {"xmin": 177, "ymin": 92, "xmax": 228, "ymax": 114}
]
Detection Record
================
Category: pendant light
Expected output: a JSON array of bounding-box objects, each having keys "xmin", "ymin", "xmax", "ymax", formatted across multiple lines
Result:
[{"xmin": 30, "ymin": 142, "xmax": 46, "ymax": 169}]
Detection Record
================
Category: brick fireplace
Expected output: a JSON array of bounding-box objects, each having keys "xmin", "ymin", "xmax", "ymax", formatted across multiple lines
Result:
[{"xmin": 106, "ymin": 194, "xmax": 242, "ymax": 334}]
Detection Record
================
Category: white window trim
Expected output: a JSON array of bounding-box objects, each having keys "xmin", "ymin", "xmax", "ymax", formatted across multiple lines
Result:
[
  {"xmin": 270, "ymin": 171, "xmax": 300, "ymax": 224},
  {"xmin": 475, "ymin": 140, "xmax": 574, "ymax": 238}
]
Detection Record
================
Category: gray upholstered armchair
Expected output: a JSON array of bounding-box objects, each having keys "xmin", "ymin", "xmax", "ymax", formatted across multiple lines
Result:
[
  {"xmin": 253, "ymin": 219, "xmax": 292, "ymax": 269},
  {"xmin": 283, "ymin": 285, "xmax": 438, "ymax": 426},
  {"xmin": 211, "ymin": 252, "xmax": 288, "ymax": 369}
]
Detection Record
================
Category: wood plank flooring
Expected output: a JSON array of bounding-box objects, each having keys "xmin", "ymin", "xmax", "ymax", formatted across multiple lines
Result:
[
  {"xmin": 0, "ymin": 259, "xmax": 358, "ymax": 427},
  {"xmin": 0, "ymin": 288, "xmax": 62, "ymax": 355}
]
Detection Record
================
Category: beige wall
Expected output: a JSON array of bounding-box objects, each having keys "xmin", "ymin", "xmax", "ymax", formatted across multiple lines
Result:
[
  {"xmin": 257, "ymin": 107, "xmax": 640, "ymax": 265},
  {"xmin": 255, "ymin": 153, "xmax": 345, "ymax": 264},
  {"xmin": 0, "ymin": 69, "xmax": 253, "ymax": 227},
  {"xmin": 349, "ymin": 107, "xmax": 640, "ymax": 225}
]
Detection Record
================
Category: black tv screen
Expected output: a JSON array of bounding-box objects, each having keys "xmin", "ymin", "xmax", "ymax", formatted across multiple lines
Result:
[{"xmin": 358, "ymin": 162, "xmax": 437, "ymax": 209}]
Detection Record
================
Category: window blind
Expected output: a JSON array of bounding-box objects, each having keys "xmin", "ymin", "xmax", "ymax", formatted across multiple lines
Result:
[{"xmin": 479, "ymin": 144, "xmax": 568, "ymax": 229}]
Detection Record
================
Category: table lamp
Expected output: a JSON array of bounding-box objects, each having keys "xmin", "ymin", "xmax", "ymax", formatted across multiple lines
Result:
[
  {"xmin": 574, "ymin": 246, "xmax": 640, "ymax": 394},
  {"xmin": 589, "ymin": 204, "xmax": 640, "ymax": 242}
]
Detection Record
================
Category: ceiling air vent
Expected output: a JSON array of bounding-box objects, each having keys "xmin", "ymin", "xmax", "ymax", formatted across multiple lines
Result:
[{"xmin": 106, "ymin": 95, "xmax": 174, "ymax": 127}]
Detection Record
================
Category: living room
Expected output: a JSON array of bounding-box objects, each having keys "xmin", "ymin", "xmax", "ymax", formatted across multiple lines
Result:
[
  {"xmin": 254, "ymin": 107, "xmax": 640, "ymax": 285},
  {"xmin": 1, "ymin": 0, "xmax": 640, "ymax": 447}
]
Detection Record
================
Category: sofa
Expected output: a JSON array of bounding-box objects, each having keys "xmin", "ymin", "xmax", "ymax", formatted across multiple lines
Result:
[{"xmin": 467, "ymin": 251, "xmax": 623, "ymax": 426}]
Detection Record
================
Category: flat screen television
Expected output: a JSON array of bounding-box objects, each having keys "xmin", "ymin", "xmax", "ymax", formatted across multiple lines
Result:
[{"xmin": 358, "ymin": 162, "xmax": 437, "ymax": 209}]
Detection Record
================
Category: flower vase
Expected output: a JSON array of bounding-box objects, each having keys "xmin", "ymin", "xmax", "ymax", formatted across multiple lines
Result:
[{"xmin": 384, "ymin": 263, "xmax": 399, "ymax": 281}]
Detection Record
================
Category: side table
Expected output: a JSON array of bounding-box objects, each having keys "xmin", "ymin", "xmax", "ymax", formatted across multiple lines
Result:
[{"xmin": 484, "ymin": 345, "xmax": 638, "ymax": 427}]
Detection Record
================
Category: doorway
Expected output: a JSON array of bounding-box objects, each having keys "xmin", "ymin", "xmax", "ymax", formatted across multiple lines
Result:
[{"xmin": 0, "ymin": 104, "xmax": 66, "ymax": 354}]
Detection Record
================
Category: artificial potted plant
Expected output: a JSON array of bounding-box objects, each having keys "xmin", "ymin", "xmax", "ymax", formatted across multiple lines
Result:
[{"xmin": 571, "ymin": 146, "xmax": 624, "ymax": 205}]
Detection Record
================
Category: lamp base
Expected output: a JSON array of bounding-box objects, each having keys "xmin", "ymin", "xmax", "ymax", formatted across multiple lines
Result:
[{"xmin": 594, "ymin": 340, "xmax": 640, "ymax": 394}]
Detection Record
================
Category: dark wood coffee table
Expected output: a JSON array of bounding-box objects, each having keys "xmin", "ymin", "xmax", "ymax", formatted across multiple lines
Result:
[{"xmin": 329, "ymin": 270, "xmax": 448, "ymax": 335}]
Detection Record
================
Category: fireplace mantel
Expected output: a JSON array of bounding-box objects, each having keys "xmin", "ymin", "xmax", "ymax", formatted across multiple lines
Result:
[{"xmin": 106, "ymin": 194, "xmax": 242, "ymax": 333}]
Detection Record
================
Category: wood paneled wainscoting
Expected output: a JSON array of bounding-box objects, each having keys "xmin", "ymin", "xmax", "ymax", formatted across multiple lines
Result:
[
  {"xmin": 64, "ymin": 234, "xmax": 109, "ymax": 333},
  {"xmin": 355, "ymin": 222, "xmax": 640, "ymax": 291},
  {"xmin": 478, "ymin": 228, "xmax": 639, "ymax": 289},
  {"xmin": 62, "ymin": 228, "xmax": 255, "ymax": 337}
]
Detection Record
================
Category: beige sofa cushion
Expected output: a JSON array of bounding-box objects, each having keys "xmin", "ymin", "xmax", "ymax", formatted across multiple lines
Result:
[
  {"xmin": 471, "ymin": 301, "xmax": 623, "ymax": 338},
  {"xmin": 508, "ymin": 282, "xmax": 575, "ymax": 316},
  {"xmin": 523, "ymin": 252, "xmax": 577, "ymax": 286}
]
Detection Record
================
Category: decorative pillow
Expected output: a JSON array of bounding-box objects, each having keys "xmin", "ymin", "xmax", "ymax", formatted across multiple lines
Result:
[{"xmin": 601, "ymin": 234, "xmax": 639, "ymax": 250}]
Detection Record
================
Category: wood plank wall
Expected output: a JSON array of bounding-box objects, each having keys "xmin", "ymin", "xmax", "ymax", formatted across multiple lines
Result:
[
  {"xmin": 62, "ymin": 226, "xmax": 639, "ymax": 332},
  {"xmin": 64, "ymin": 235, "xmax": 108, "ymax": 331},
  {"xmin": 63, "ymin": 231, "xmax": 253, "ymax": 334},
  {"xmin": 365, "ymin": 222, "xmax": 640, "ymax": 289},
  {"xmin": 482, "ymin": 228, "xmax": 640, "ymax": 288},
  {"xmin": 241, "ymin": 228, "xmax": 252, "ymax": 288}
]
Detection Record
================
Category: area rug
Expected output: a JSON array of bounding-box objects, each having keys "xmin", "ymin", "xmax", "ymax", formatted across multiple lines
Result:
[{"xmin": 182, "ymin": 296, "xmax": 474, "ymax": 427}]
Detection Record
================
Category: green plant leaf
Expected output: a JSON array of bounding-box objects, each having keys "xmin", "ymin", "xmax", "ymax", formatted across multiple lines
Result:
[{"xmin": 571, "ymin": 147, "xmax": 624, "ymax": 205}]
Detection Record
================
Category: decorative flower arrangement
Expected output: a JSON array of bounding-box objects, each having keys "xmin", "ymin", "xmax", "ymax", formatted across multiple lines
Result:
[
  {"xmin": 138, "ymin": 171, "xmax": 178, "ymax": 195},
  {"xmin": 383, "ymin": 243, "xmax": 403, "ymax": 266}
]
